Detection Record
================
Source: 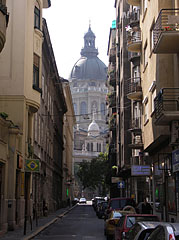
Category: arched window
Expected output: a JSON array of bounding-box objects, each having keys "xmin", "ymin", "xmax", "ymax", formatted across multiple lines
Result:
[
  {"xmin": 34, "ymin": 1, "xmax": 41, "ymax": 29},
  {"xmin": 73, "ymin": 103, "xmax": 77, "ymax": 115},
  {"xmin": 80, "ymin": 102, "xmax": 87, "ymax": 115},
  {"xmin": 101, "ymin": 103, "xmax": 105, "ymax": 116}
]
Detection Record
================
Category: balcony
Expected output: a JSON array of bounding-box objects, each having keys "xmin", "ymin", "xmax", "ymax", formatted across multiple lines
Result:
[
  {"xmin": 126, "ymin": 0, "xmax": 140, "ymax": 6},
  {"xmin": 154, "ymin": 88, "xmax": 179, "ymax": 125},
  {"xmin": 128, "ymin": 117, "xmax": 141, "ymax": 133},
  {"xmin": 0, "ymin": 1, "xmax": 8, "ymax": 53},
  {"xmin": 109, "ymin": 114, "xmax": 116, "ymax": 131},
  {"xmin": 107, "ymin": 92, "xmax": 116, "ymax": 108},
  {"xmin": 108, "ymin": 70, "xmax": 116, "ymax": 86},
  {"xmin": 43, "ymin": 0, "xmax": 51, "ymax": 8},
  {"xmin": 153, "ymin": 9, "xmax": 179, "ymax": 53},
  {"xmin": 128, "ymin": 52, "xmax": 140, "ymax": 65},
  {"xmin": 127, "ymin": 77, "xmax": 142, "ymax": 100},
  {"xmin": 127, "ymin": 29, "xmax": 142, "ymax": 52},
  {"xmin": 129, "ymin": 135, "xmax": 143, "ymax": 149},
  {"xmin": 109, "ymin": 47, "xmax": 116, "ymax": 63},
  {"xmin": 128, "ymin": 9, "xmax": 140, "ymax": 27}
]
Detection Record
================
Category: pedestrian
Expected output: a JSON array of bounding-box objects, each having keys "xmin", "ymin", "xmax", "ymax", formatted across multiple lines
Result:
[{"xmin": 141, "ymin": 198, "xmax": 153, "ymax": 214}]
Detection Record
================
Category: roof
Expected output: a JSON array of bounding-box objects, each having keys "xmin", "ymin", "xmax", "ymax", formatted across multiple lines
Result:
[{"xmin": 69, "ymin": 56, "xmax": 107, "ymax": 81}]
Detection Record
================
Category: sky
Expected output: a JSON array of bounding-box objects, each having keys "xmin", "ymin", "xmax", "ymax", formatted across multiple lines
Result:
[{"xmin": 43, "ymin": 0, "xmax": 116, "ymax": 79}]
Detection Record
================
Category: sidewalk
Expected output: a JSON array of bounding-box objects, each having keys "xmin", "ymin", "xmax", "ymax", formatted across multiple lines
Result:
[{"xmin": 1, "ymin": 204, "xmax": 76, "ymax": 240}]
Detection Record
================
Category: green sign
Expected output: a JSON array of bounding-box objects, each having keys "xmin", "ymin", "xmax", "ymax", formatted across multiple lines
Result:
[
  {"xmin": 112, "ymin": 20, "xmax": 116, "ymax": 29},
  {"xmin": 25, "ymin": 159, "xmax": 40, "ymax": 172},
  {"xmin": 66, "ymin": 188, "xmax": 69, "ymax": 197}
]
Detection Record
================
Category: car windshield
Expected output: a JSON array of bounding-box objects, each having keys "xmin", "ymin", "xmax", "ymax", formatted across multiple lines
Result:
[
  {"xmin": 110, "ymin": 199, "xmax": 135, "ymax": 209},
  {"xmin": 126, "ymin": 216, "xmax": 159, "ymax": 228},
  {"xmin": 113, "ymin": 212, "xmax": 122, "ymax": 218}
]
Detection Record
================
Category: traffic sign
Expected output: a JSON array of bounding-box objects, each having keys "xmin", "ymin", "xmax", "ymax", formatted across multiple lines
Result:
[{"xmin": 117, "ymin": 181, "xmax": 125, "ymax": 188}]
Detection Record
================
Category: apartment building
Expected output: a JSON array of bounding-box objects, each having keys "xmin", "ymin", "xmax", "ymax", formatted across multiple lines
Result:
[
  {"xmin": 33, "ymin": 19, "xmax": 67, "ymax": 218},
  {"xmin": 114, "ymin": 0, "xmax": 132, "ymax": 197},
  {"xmin": 107, "ymin": 25, "xmax": 118, "ymax": 196},
  {"xmin": 62, "ymin": 79, "xmax": 76, "ymax": 205},
  {"xmin": 126, "ymin": 0, "xmax": 179, "ymax": 222},
  {"xmin": 0, "ymin": 0, "xmax": 51, "ymax": 233}
]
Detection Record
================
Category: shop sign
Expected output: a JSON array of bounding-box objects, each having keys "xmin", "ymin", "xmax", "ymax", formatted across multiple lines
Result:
[
  {"xmin": 172, "ymin": 149, "xmax": 179, "ymax": 172},
  {"xmin": 111, "ymin": 177, "xmax": 122, "ymax": 183},
  {"xmin": 131, "ymin": 165, "xmax": 151, "ymax": 176}
]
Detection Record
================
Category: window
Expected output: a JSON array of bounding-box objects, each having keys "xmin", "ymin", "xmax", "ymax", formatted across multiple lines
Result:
[
  {"xmin": 33, "ymin": 54, "xmax": 40, "ymax": 88},
  {"xmin": 143, "ymin": 0, "xmax": 147, "ymax": 14},
  {"xmin": 150, "ymin": 21, "xmax": 155, "ymax": 53},
  {"xmin": 34, "ymin": 2, "xmax": 40, "ymax": 29},
  {"xmin": 144, "ymin": 42, "xmax": 148, "ymax": 69},
  {"xmin": 73, "ymin": 103, "xmax": 77, "ymax": 115},
  {"xmin": 42, "ymin": 75, "xmax": 44, "ymax": 99},
  {"xmin": 101, "ymin": 103, "xmax": 105, "ymax": 116},
  {"xmin": 143, "ymin": 98, "xmax": 149, "ymax": 124},
  {"xmin": 91, "ymin": 143, "xmax": 93, "ymax": 152},
  {"xmin": 151, "ymin": 89, "xmax": 156, "ymax": 113},
  {"xmin": 80, "ymin": 102, "xmax": 87, "ymax": 115}
]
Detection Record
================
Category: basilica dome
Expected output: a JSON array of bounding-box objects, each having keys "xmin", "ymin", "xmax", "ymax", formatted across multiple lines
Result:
[{"xmin": 69, "ymin": 26, "xmax": 107, "ymax": 81}]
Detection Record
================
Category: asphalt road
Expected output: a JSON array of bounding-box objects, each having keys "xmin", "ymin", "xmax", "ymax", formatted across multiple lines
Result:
[{"xmin": 34, "ymin": 202, "xmax": 106, "ymax": 240}]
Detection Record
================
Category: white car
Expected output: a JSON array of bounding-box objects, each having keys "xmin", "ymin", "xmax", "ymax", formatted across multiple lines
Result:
[
  {"xmin": 126, "ymin": 221, "xmax": 161, "ymax": 240},
  {"xmin": 79, "ymin": 197, "xmax": 87, "ymax": 204},
  {"xmin": 146, "ymin": 222, "xmax": 179, "ymax": 240}
]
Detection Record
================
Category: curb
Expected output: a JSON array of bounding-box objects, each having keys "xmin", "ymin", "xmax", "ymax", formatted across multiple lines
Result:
[{"xmin": 23, "ymin": 204, "xmax": 77, "ymax": 240}]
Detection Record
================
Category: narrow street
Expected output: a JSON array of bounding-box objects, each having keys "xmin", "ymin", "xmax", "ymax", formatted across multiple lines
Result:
[{"xmin": 34, "ymin": 202, "xmax": 106, "ymax": 240}]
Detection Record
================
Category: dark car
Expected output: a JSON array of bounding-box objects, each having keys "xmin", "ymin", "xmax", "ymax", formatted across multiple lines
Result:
[
  {"xmin": 114, "ymin": 214, "xmax": 159, "ymax": 240},
  {"xmin": 96, "ymin": 201, "xmax": 108, "ymax": 219},
  {"xmin": 108, "ymin": 198, "xmax": 136, "ymax": 212},
  {"xmin": 93, "ymin": 197, "xmax": 105, "ymax": 211}
]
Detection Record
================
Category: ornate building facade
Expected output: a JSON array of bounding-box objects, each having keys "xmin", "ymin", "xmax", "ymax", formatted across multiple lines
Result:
[{"xmin": 69, "ymin": 26, "xmax": 108, "ymax": 199}]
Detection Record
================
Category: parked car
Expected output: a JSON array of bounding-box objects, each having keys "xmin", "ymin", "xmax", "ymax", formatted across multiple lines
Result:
[
  {"xmin": 146, "ymin": 222, "xmax": 179, "ymax": 240},
  {"xmin": 104, "ymin": 210, "xmax": 123, "ymax": 240},
  {"xmin": 79, "ymin": 197, "xmax": 87, "ymax": 204},
  {"xmin": 96, "ymin": 201, "xmax": 108, "ymax": 219},
  {"xmin": 126, "ymin": 221, "xmax": 161, "ymax": 240},
  {"xmin": 93, "ymin": 196, "xmax": 105, "ymax": 211},
  {"xmin": 114, "ymin": 214, "xmax": 159, "ymax": 240},
  {"xmin": 107, "ymin": 198, "xmax": 136, "ymax": 214},
  {"xmin": 72, "ymin": 197, "xmax": 79, "ymax": 205}
]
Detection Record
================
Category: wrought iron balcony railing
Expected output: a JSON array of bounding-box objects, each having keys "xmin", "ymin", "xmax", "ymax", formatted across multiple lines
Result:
[
  {"xmin": 127, "ymin": 29, "xmax": 141, "ymax": 52},
  {"xmin": 128, "ymin": 9, "xmax": 140, "ymax": 27},
  {"xmin": 129, "ymin": 134, "xmax": 143, "ymax": 149},
  {"xmin": 129, "ymin": 117, "xmax": 141, "ymax": 132},
  {"xmin": 126, "ymin": 77, "xmax": 142, "ymax": 100},
  {"xmin": 154, "ymin": 88, "xmax": 179, "ymax": 125},
  {"xmin": 109, "ymin": 47, "xmax": 116, "ymax": 63},
  {"xmin": 153, "ymin": 9, "xmax": 179, "ymax": 53},
  {"xmin": 109, "ymin": 115, "xmax": 116, "ymax": 130},
  {"xmin": 108, "ymin": 70, "xmax": 116, "ymax": 86},
  {"xmin": 126, "ymin": 0, "xmax": 140, "ymax": 6}
]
